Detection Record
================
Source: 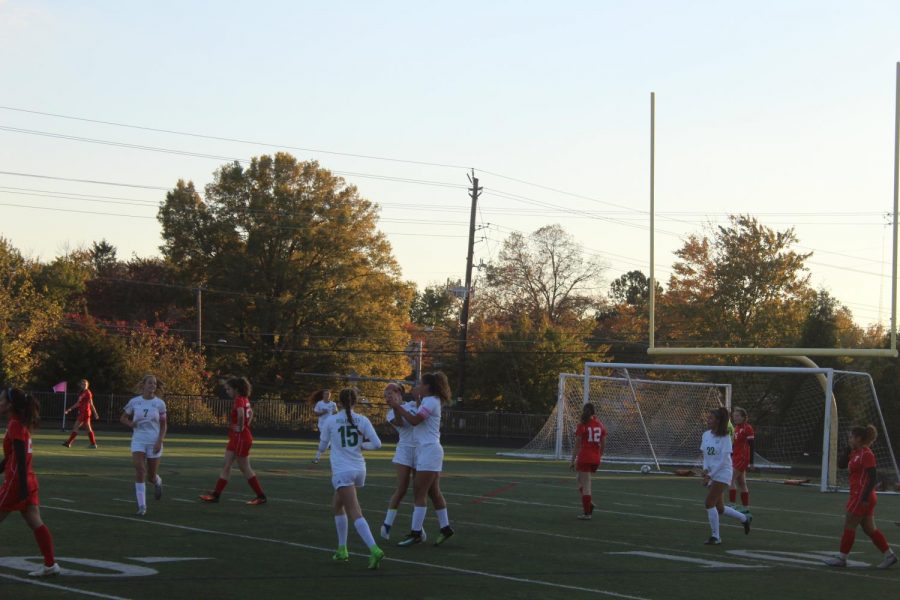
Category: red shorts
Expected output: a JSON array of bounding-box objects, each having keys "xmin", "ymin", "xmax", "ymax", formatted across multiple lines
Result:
[
  {"xmin": 576, "ymin": 462, "xmax": 599, "ymax": 473},
  {"xmin": 78, "ymin": 409, "xmax": 91, "ymax": 422},
  {"xmin": 846, "ymin": 493, "xmax": 877, "ymax": 517},
  {"xmin": 732, "ymin": 457, "xmax": 750, "ymax": 472},
  {"xmin": 226, "ymin": 434, "xmax": 253, "ymax": 457},
  {"xmin": 0, "ymin": 482, "xmax": 39, "ymax": 512}
]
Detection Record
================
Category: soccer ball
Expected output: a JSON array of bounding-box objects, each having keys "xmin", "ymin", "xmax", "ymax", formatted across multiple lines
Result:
[{"xmin": 640, "ymin": 465, "xmax": 652, "ymax": 474}]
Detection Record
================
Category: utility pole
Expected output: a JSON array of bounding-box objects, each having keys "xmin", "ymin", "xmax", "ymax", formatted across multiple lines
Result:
[
  {"xmin": 415, "ymin": 339, "xmax": 423, "ymax": 383},
  {"xmin": 456, "ymin": 169, "xmax": 482, "ymax": 404},
  {"xmin": 196, "ymin": 286, "xmax": 203, "ymax": 348}
]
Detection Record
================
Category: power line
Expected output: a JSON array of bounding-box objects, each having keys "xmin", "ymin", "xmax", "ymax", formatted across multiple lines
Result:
[{"xmin": 0, "ymin": 105, "xmax": 472, "ymax": 171}]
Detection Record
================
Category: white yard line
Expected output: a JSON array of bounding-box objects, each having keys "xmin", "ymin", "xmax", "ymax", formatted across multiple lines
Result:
[
  {"xmin": 0, "ymin": 572, "xmax": 130, "ymax": 600},
  {"xmin": 41, "ymin": 504, "xmax": 652, "ymax": 600}
]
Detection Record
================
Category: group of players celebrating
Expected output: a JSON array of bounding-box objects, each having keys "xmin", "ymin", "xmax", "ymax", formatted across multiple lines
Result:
[{"xmin": 0, "ymin": 370, "xmax": 897, "ymax": 578}]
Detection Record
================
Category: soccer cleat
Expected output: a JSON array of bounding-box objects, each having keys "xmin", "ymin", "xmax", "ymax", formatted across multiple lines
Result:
[
  {"xmin": 577, "ymin": 513, "xmax": 592, "ymax": 520},
  {"xmin": 590, "ymin": 502, "xmax": 596, "ymax": 514},
  {"xmin": 199, "ymin": 494, "xmax": 219, "ymax": 503},
  {"xmin": 704, "ymin": 537, "xmax": 721, "ymax": 545},
  {"xmin": 154, "ymin": 477, "xmax": 163, "ymax": 500},
  {"xmin": 743, "ymin": 514, "xmax": 752, "ymax": 535},
  {"xmin": 367, "ymin": 546, "xmax": 385, "ymax": 570},
  {"xmin": 380, "ymin": 523, "xmax": 391, "ymax": 540},
  {"xmin": 61, "ymin": 442, "xmax": 70, "ymax": 448},
  {"xmin": 434, "ymin": 526, "xmax": 454, "ymax": 546},
  {"xmin": 824, "ymin": 556, "xmax": 847, "ymax": 567},
  {"xmin": 247, "ymin": 496, "xmax": 267, "ymax": 506},
  {"xmin": 28, "ymin": 563, "xmax": 61, "ymax": 577},
  {"xmin": 397, "ymin": 531, "xmax": 424, "ymax": 547},
  {"xmin": 89, "ymin": 444, "xmax": 98, "ymax": 449},
  {"xmin": 136, "ymin": 505, "xmax": 147, "ymax": 516},
  {"xmin": 876, "ymin": 552, "xmax": 898, "ymax": 569},
  {"xmin": 332, "ymin": 545, "xmax": 349, "ymax": 562},
  {"xmin": 312, "ymin": 458, "xmax": 319, "ymax": 464}
]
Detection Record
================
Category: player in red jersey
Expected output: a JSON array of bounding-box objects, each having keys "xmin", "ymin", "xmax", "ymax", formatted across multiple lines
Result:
[
  {"xmin": 0, "ymin": 386, "xmax": 60, "ymax": 577},
  {"xmin": 62, "ymin": 379, "xmax": 99, "ymax": 448},
  {"xmin": 824, "ymin": 425, "xmax": 897, "ymax": 569},
  {"xmin": 199, "ymin": 376, "xmax": 267, "ymax": 505},
  {"xmin": 728, "ymin": 407, "xmax": 754, "ymax": 510},
  {"xmin": 570, "ymin": 403, "xmax": 606, "ymax": 520}
]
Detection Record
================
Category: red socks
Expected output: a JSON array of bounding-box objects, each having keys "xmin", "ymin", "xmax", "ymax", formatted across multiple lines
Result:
[
  {"xmin": 870, "ymin": 529, "xmax": 890, "ymax": 553},
  {"xmin": 581, "ymin": 495, "xmax": 592, "ymax": 514},
  {"xmin": 728, "ymin": 489, "xmax": 736, "ymax": 503},
  {"xmin": 66, "ymin": 431, "xmax": 77, "ymax": 445},
  {"xmin": 740, "ymin": 492, "xmax": 749, "ymax": 506},
  {"xmin": 88, "ymin": 431, "xmax": 96, "ymax": 445},
  {"xmin": 840, "ymin": 529, "xmax": 856, "ymax": 554},
  {"xmin": 33, "ymin": 525, "xmax": 55, "ymax": 566},
  {"xmin": 248, "ymin": 476, "xmax": 265, "ymax": 498},
  {"xmin": 213, "ymin": 478, "xmax": 228, "ymax": 497}
]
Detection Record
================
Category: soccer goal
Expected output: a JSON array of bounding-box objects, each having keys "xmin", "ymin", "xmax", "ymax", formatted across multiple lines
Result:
[
  {"xmin": 499, "ymin": 372, "xmax": 733, "ymax": 469},
  {"xmin": 579, "ymin": 363, "xmax": 899, "ymax": 492}
]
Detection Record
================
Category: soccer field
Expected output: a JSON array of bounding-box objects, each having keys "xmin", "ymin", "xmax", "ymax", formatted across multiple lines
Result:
[{"xmin": 1, "ymin": 432, "xmax": 898, "ymax": 599}]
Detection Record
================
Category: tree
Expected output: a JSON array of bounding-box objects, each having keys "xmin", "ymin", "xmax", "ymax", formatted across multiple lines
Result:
[
  {"xmin": 0, "ymin": 238, "xmax": 62, "ymax": 384},
  {"xmin": 410, "ymin": 282, "xmax": 459, "ymax": 327},
  {"xmin": 465, "ymin": 317, "xmax": 607, "ymax": 412},
  {"xmin": 664, "ymin": 215, "xmax": 813, "ymax": 348},
  {"xmin": 32, "ymin": 318, "xmax": 129, "ymax": 393},
  {"xmin": 32, "ymin": 248, "xmax": 93, "ymax": 315},
  {"xmin": 609, "ymin": 270, "xmax": 659, "ymax": 307},
  {"xmin": 158, "ymin": 153, "xmax": 414, "ymax": 386},
  {"xmin": 481, "ymin": 225, "xmax": 605, "ymax": 325}
]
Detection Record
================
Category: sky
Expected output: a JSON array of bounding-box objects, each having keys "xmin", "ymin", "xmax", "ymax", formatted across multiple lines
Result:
[{"xmin": 1, "ymin": 0, "xmax": 900, "ymax": 329}]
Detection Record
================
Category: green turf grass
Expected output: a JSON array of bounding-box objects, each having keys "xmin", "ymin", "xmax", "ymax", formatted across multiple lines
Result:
[{"xmin": 0, "ymin": 432, "xmax": 897, "ymax": 599}]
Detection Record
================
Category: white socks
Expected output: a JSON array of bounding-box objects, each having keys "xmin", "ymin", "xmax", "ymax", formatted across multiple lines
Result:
[
  {"xmin": 411, "ymin": 506, "xmax": 427, "ymax": 532},
  {"xmin": 723, "ymin": 506, "xmax": 747, "ymax": 522},
  {"xmin": 135, "ymin": 482, "xmax": 146, "ymax": 507},
  {"xmin": 334, "ymin": 514, "xmax": 348, "ymax": 546},
  {"xmin": 436, "ymin": 508, "xmax": 450, "ymax": 528},
  {"xmin": 384, "ymin": 508, "xmax": 397, "ymax": 526},
  {"xmin": 354, "ymin": 518, "xmax": 377, "ymax": 549},
  {"xmin": 707, "ymin": 507, "xmax": 720, "ymax": 539},
  {"xmin": 314, "ymin": 451, "xmax": 322, "ymax": 460}
]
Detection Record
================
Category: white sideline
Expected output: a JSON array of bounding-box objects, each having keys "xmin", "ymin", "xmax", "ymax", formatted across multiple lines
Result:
[
  {"xmin": 0, "ymin": 572, "xmax": 129, "ymax": 600},
  {"xmin": 42, "ymin": 504, "xmax": 652, "ymax": 600}
]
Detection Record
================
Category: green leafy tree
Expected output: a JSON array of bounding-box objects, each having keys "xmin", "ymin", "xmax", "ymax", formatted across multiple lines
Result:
[
  {"xmin": 410, "ymin": 282, "xmax": 460, "ymax": 327},
  {"xmin": 0, "ymin": 238, "xmax": 62, "ymax": 384},
  {"xmin": 158, "ymin": 153, "xmax": 414, "ymax": 386},
  {"xmin": 32, "ymin": 318, "xmax": 129, "ymax": 393},
  {"xmin": 32, "ymin": 248, "xmax": 93, "ymax": 315}
]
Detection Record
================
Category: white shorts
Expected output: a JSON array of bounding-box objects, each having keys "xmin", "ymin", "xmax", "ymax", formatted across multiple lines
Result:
[
  {"xmin": 415, "ymin": 443, "xmax": 444, "ymax": 472},
  {"xmin": 392, "ymin": 445, "xmax": 416, "ymax": 469},
  {"xmin": 131, "ymin": 441, "xmax": 163, "ymax": 459},
  {"xmin": 709, "ymin": 467, "xmax": 733, "ymax": 485},
  {"xmin": 332, "ymin": 469, "xmax": 366, "ymax": 490},
  {"xmin": 318, "ymin": 427, "xmax": 331, "ymax": 446}
]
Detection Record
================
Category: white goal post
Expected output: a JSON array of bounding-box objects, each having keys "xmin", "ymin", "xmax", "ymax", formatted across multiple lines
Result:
[{"xmin": 583, "ymin": 363, "xmax": 900, "ymax": 493}]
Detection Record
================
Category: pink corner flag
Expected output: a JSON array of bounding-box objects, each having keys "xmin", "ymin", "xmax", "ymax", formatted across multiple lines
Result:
[{"xmin": 52, "ymin": 381, "xmax": 67, "ymax": 393}]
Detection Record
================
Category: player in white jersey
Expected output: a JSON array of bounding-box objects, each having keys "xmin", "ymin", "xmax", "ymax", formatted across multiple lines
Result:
[
  {"xmin": 380, "ymin": 383, "xmax": 419, "ymax": 540},
  {"xmin": 317, "ymin": 388, "xmax": 385, "ymax": 569},
  {"xmin": 386, "ymin": 371, "xmax": 454, "ymax": 547},
  {"xmin": 120, "ymin": 374, "xmax": 167, "ymax": 516},
  {"xmin": 700, "ymin": 407, "xmax": 750, "ymax": 544},
  {"xmin": 311, "ymin": 389, "xmax": 336, "ymax": 464}
]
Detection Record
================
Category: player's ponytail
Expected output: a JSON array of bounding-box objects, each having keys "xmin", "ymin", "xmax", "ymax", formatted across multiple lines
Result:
[
  {"xmin": 4, "ymin": 387, "xmax": 40, "ymax": 430},
  {"xmin": 851, "ymin": 424, "xmax": 878, "ymax": 447},
  {"xmin": 580, "ymin": 403, "xmax": 595, "ymax": 425},
  {"xmin": 339, "ymin": 388, "xmax": 357, "ymax": 422},
  {"xmin": 422, "ymin": 371, "xmax": 452, "ymax": 404}
]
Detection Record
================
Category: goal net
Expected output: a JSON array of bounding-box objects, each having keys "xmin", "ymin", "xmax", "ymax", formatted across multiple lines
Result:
[
  {"xmin": 499, "ymin": 373, "xmax": 732, "ymax": 468},
  {"xmin": 502, "ymin": 362, "xmax": 900, "ymax": 492}
]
